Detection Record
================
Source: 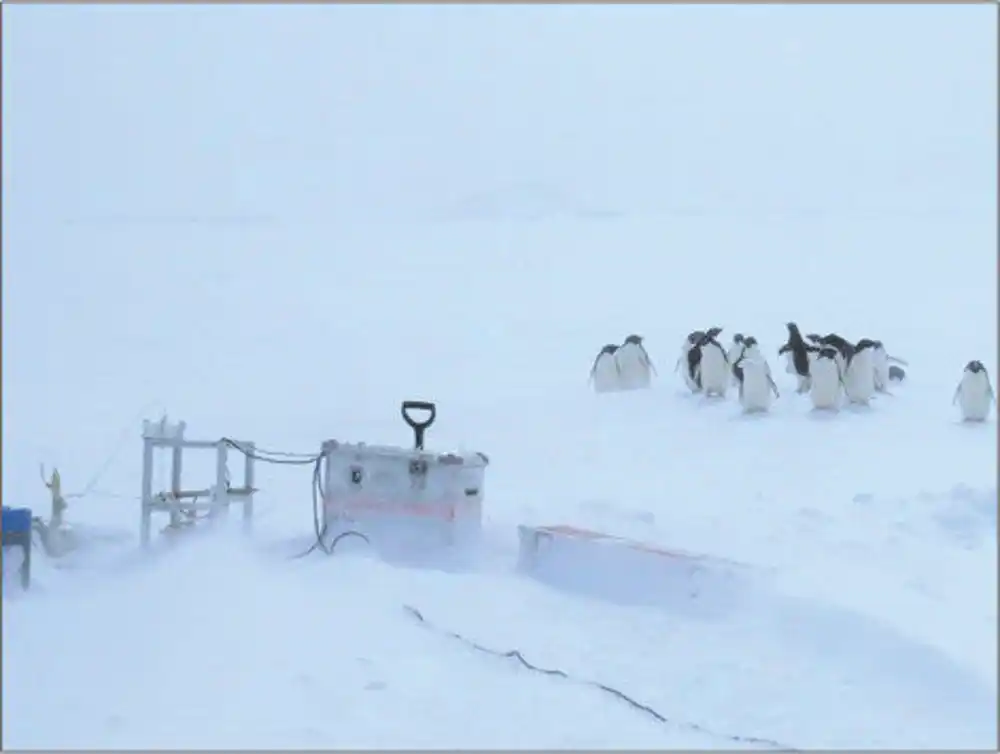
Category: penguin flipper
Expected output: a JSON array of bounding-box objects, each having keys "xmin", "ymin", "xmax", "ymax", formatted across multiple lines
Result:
[
  {"xmin": 952, "ymin": 385, "xmax": 961, "ymax": 405},
  {"xmin": 768, "ymin": 374, "xmax": 780, "ymax": 398},
  {"xmin": 642, "ymin": 347, "xmax": 658, "ymax": 376}
]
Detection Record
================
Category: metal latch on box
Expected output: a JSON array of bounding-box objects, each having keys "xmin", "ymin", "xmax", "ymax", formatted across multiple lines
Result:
[{"xmin": 408, "ymin": 458, "xmax": 428, "ymax": 489}]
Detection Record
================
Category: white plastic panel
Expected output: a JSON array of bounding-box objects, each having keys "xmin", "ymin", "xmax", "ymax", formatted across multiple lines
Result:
[
  {"xmin": 517, "ymin": 524, "xmax": 750, "ymax": 618},
  {"xmin": 321, "ymin": 441, "xmax": 488, "ymax": 552}
]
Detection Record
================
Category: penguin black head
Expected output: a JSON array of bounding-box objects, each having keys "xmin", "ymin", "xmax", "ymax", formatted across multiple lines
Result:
[
  {"xmin": 820, "ymin": 333, "xmax": 854, "ymax": 360},
  {"xmin": 805, "ymin": 333, "xmax": 822, "ymax": 343},
  {"xmin": 687, "ymin": 330, "xmax": 705, "ymax": 344},
  {"xmin": 733, "ymin": 333, "xmax": 745, "ymax": 345},
  {"xmin": 786, "ymin": 322, "xmax": 801, "ymax": 335},
  {"xmin": 855, "ymin": 338, "xmax": 877, "ymax": 352},
  {"xmin": 966, "ymin": 360, "xmax": 986, "ymax": 374},
  {"xmin": 872, "ymin": 339, "xmax": 885, "ymax": 351},
  {"xmin": 590, "ymin": 343, "xmax": 621, "ymax": 375},
  {"xmin": 743, "ymin": 336, "xmax": 758, "ymax": 349},
  {"xmin": 706, "ymin": 326, "xmax": 723, "ymax": 340},
  {"xmin": 817, "ymin": 346, "xmax": 838, "ymax": 360},
  {"xmin": 623, "ymin": 334, "xmax": 643, "ymax": 346}
]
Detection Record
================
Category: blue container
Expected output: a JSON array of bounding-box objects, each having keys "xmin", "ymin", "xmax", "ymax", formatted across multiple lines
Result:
[
  {"xmin": 2, "ymin": 506, "xmax": 33, "ymax": 535},
  {"xmin": 2, "ymin": 506, "xmax": 33, "ymax": 590}
]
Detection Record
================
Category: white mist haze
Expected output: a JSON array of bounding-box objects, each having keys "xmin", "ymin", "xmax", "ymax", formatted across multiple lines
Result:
[
  {"xmin": 2, "ymin": 6, "xmax": 997, "ymax": 750},
  {"xmin": 4, "ymin": 4, "xmax": 996, "ymax": 224}
]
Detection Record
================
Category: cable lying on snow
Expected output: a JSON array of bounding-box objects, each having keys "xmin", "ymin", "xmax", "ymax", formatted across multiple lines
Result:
[{"xmin": 403, "ymin": 604, "xmax": 795, "ymax": 751}]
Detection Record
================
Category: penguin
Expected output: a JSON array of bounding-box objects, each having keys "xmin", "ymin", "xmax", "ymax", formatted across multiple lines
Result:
[
  {"xmin": 733, "ymin": 335, "xmax": 764, "ymax": 384},
  {"xmin": 809, "ymin": 345, "xmax": 845, "ymax": 411},
  {"xmin": 727, "ymin": 334, "xmax": 746, "ymax": 378},
  {"xmin": 616, "ymin": 334, "xmax": 656, "ymax": 390},
  {"xmin": 740, "ymin": 335, "xmax": 763, "ymax": 360},
  {"xmin": 871, "ymin": 340, "xmax": 891, "ymax": 392},
  {"xmin": 844, "ymin": 338, "xmax": 878, "ymax": 405},
  {"xmin": 676, "ymin": 330, "xmax": 707, "ymax": 393},
  {"xmin": 953, "ymin": 360, "xmax": 995, "ymax": 422},
  {"xmin": 778, "ymin": 322, "xmax": 815, "ymax": 393},
  {"xmin": 870, "ymin": 340, "xmax": 908, "ymax": 391},
  {"xmin": 589, "ymin": 344, "xmax": 621, "ymax": 393},
  {"xmin": 695, "ymin": 327, "xmax": 729, "ymax": 398},
  {"xmin": 809, "ymin": 333, "xmax": 854, "ymax": 376},
  {"xmin": 734, "ymin": 351, "xmax": 780, "ymax": 414}
]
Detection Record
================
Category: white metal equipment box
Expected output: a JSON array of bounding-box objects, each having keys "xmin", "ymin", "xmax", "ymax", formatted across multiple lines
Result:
[{"xmin": 320, "ymin": 401, "xmax": 489, "ymax": 553}]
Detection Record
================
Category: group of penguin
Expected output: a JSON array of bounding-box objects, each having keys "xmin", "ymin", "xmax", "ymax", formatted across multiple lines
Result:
[{"xmin": 589, "ymin": 324, "xmax": 996, "ymax": 422}]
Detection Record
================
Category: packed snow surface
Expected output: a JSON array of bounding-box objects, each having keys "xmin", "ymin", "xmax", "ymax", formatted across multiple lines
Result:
[{"xmin": 3, "ymin": 3, "xmax": 996, "ymax": 750}]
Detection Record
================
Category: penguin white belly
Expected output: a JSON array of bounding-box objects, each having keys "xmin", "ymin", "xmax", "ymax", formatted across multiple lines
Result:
[
  {"xmin": 872, "ymin": 346, "xmax": 890, "ymax": 391},
  {"xmin": 739, "ymin": 362, "xmax": 774, "ymax": 413},
  {"xmin": 784, "ymin": 351, "xmax": 798, "ymax": 375},
  {"xmin": 958, "ymin": 373, "xmax": 992, "ymax": 421},
  {"xmin": 833, "ymin": 351, "xmax": 847, "ymax": 377},
  {"xmin": 616, "ymin": 342, "xmax": 652, "ymax": 391},
  {"xmin": 809, "ymin": 358, "xmax": 842, "ymax": 410},
  {"xmin": 679, "ymin": 344, "xmax": 701, "ymax": 393},
  {"xmin": 844, "ymin": 350, "xmax": 876, "ymax": 405},
  {"xmin": 699, "ymin": 344, "xmax": 729, "ymax": 397},
  {"xmin": 591, "ymin": 352, "xmax": 621, "ymax": 394}
]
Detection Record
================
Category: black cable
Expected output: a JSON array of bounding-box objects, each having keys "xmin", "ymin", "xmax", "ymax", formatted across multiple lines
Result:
[
  {"xmin": 289, "ymin": 453, "xmax": 330, "ymax": 558},
  {"xmin": 220, "ymin": 436, "xmax": 368, "ymax": 558},
  {"xmin": 294, "ymin": 447, "xmax": 370, "ymax": 559},
  {"xmin": 404, "ymin": 605, "xmax": 795, "ymax": 751},
  {"xmin": 220, "ymin": 438, "xmax": 319, "ymax": 466}
]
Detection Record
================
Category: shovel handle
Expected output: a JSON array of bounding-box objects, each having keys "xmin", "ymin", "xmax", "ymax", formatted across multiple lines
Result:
[{"xmin": 401, "ymin": 401, "xmax": 437, "ymax": 450}]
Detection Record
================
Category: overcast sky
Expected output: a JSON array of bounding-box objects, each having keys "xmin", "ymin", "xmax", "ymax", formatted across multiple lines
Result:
[{"xmin": 4, "ymin": 5, "xmax": 996, "ymax": 223}]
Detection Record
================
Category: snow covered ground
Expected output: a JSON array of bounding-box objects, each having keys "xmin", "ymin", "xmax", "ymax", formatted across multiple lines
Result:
[{"xmin": 3, "ymin": 4, "xmax": 997, "ymax": 751}]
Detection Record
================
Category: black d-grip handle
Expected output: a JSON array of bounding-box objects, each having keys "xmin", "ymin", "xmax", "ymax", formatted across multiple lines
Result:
[{"xmin": 401, "ymin": 400, "xmax": 437, "ymax": 450}]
